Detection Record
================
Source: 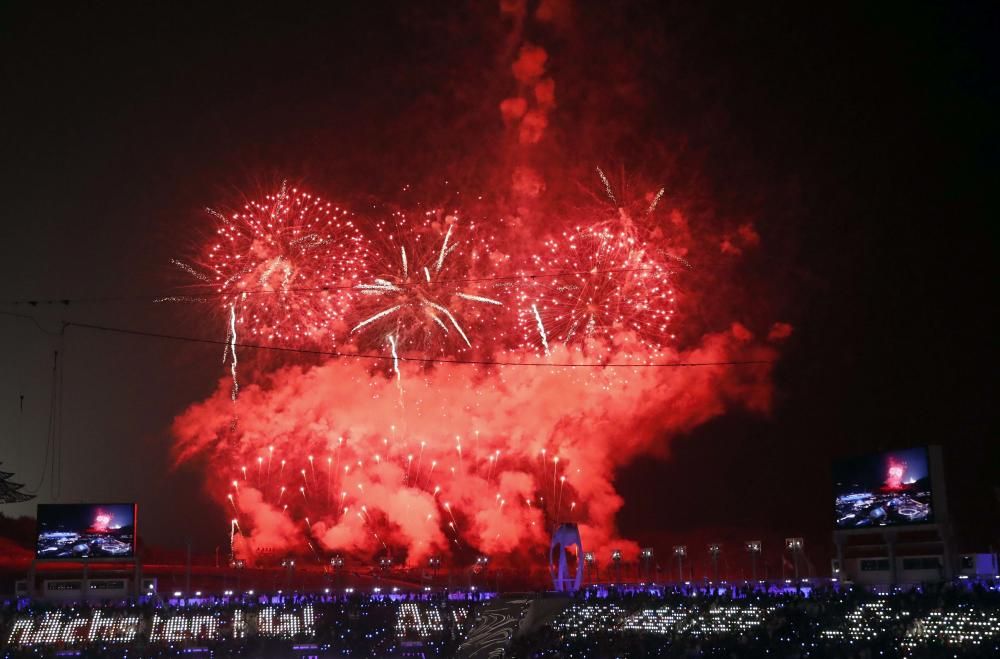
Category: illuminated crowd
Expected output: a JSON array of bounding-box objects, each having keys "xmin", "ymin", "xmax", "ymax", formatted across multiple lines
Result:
[
  {"xmin": 516, "ymin": 582, "xmax": 1000, "ymax": 658},
  {"xmin": 1, "ymin": 582, "xmax": 998, "ymax": 657},
  {"xmin": 0, "ymin": 592, "xmax": 475, "ymax": 658}
]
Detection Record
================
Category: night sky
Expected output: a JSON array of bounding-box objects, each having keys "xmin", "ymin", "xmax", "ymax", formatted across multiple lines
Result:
[{"xmin": 1, "ymin": 1, "xmax": 996, "ymax": 568}]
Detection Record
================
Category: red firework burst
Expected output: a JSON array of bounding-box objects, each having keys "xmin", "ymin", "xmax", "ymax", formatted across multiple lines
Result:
[
  {"xmin": 517, "ymin": 223, "xmax": 679, "ymax": 359},
  {"xmin": 349, "ymin": 208, "xmax": 511, "ymax": 355},
  {"xmin": 185, "ymin": 183, "xmax": 370, "ymax": 347}
]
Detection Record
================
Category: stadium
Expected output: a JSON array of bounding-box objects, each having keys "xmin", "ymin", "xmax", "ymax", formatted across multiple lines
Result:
[{"xmin": 1, "ymin": 446, "xmax": 998, "ymax": 657}]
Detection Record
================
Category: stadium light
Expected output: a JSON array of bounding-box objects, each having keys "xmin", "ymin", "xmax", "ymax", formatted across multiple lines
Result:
[
  {"xmin": 673, "ymin": 545, "xmax": 687, "ymax": 583},
  {"xmin": 745, "ymin": 540, "xmax": 762, "ymax": 581},
  {"xmin": 640, "ymin": 548, "xmax": 654, "ymax": 581},
  {"xmin": 785, "ymin": 537, "xmax": 804, "ymax": 580},
  {"xmin": 708, "ymin": 544, "xmax": 722, "ymax": 582}
]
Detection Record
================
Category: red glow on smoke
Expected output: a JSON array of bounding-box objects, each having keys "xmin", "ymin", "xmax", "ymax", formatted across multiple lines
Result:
[
  {"xmin": 885, "ymin": 458, "xmax": 907, "ymax": 491},
  {"xmin": 172, "ymin": 189, "xmax": 781, "ymax": 570},
  {"xmin": 89, "ymin": 511, "xmax": 112, "ymax": 534}
]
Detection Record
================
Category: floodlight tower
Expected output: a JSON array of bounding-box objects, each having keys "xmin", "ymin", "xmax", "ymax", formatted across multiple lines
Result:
[
  {"xmin": 745, "ymin": 541, "xmax": 762, "ymax": 581},
  {"xmin": 640, "ymin": 548, "xmax": 654, "ymax": 582},
  {"xmin": 708, "ymin": 543, "xmax": 722, "ymax": 582},
  {"xmin": 611, "ymin": 549, "xmax": 623, "ymax": 583},
  {"xmin": 583, "ymin": 552, "xmax": 596, "ymax": 583},
  {"xmin": 785, "ymin": 538, "xmax": 804, "ymax": 580},
  {"xmin": 673, "ymin": 545, "xmax": 687, "ymax": 583},
  {"xmin": 428, "ymin": 555, "xmax": 442, "ymax": 581},
  {"xmin": 475, "ymin": 555, "xmax": 490, "ymax": 589},
  {"xmin": 327, "ymin": 554, "xmax": 344, "ymax": 590}
]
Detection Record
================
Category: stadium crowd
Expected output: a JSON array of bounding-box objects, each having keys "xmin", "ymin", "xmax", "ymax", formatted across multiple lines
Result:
[{"xmin": 0, "ymin": 581, "xmax": 997, "ymax": 657}]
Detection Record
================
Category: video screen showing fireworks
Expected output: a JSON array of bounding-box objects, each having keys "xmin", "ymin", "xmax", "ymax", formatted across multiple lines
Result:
[
  {"xmin": 36, "ymin": 504, "xmax": 136, "ymax": 559},
  {"xmin": 832, "ymin": 448, "xmax": 933, "ymax": 529}
]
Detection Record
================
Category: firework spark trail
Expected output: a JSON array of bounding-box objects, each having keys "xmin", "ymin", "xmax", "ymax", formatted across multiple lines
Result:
[
  {"xmin": 647, "ymin": 187, "xmax": 665, "ymax": 215},
  {"xmin": 387, "ymin": 334, "xmax": 403, "ymax": 397},
  {"xmin": 227, "ymin": 303, "xmax": 239, "ymax": 400},
  {"xmin": 170, "ymin": 259, "xmax": 210, "ymax": 282},
  {"xmin": 436, "ymin": 225, "xmax": 453, "ymax": 273},
  {"xmin": 425, "ymin": 301, "xmax": 471, "ymax": 347},
  {"xmin": 153, "ymin": 296, "xmax": 208, "ymax": 303},
  {"xmin": 456, "ymin": 293, "xmax": 502, "ymax": 305},
  {"xmin": 597, "ymin": 166, "xmax": 617, "ymax": 206},
  {"xmin": 428, "ymin": 312, "xmax": 450, "ymax": 335},
  {"xmin": 351, "ymin": 305, "xmax": 403, "ymax": 333},
  {"xmin": 531, "ymin": 303, "xmax": 550, "ymax": 356}
]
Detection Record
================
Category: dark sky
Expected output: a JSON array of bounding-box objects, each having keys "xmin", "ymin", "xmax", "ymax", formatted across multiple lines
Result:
[{"xmin": 0, "ymin": 1, "xmax": 996, "ymax": 566}]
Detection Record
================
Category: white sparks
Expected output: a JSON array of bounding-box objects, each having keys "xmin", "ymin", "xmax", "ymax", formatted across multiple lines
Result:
[
  {"xmin": 436, "ymin": 225, "xmax": 453, "ymax": 273},
  {"xmin": 597, "ymin": 166, "xmax": 617, "ymax": 206},
  {"xmin": 170, "ymin": 259, "xmax": 210, "ymax": 282},
  {"xmin": 427, "ymin": 311, "xmax": 450, "ymax": 334},
  {"xmin": 425, "ymin": 301, "xmax": 471, "ymax": 347},
  {"xmin": 205, "ymin": 207, "xmax": 226, "ymax": 221},
  {"xmin": 351, "ymin": 305, "xmax": 403, "ymax": 333},
  {"xmin": 401, "ymin": 246, "xmax": 408, "ymax": 279},
  {"xmin": 387, "ymin": 335, "xmax": 402, "ymax": 388},
  {"xmin": 647, "ymin": 187, "xmax": 665, "ymax": 214},
  {"xmin": 154, "ymin": 296, "xmax": 207, "ymax": 303},
  {"xmin": 259, "ymin": 257, "xmax": 292, "ymax": 291},
  {"xmin": 424, "ymin": 266, "xmax": 431, "ymax": 283},
  {"xmin": 227, "ymin": 303, "xmax": 239, "ymax": 400},
  {"xmin": 532, "ymin": 303, "xmax": 550, "ymax": 356},
  {"xmin": 357, "ymin": 279, "xmax": 401, "ymax": 293},
  {"xmin": 456, "ymin": 292, "xmax": 503, "ymax": 306}
]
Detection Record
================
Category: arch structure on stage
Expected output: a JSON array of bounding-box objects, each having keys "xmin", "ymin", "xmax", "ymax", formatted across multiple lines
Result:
[{"xmin": 549, "ymin": 523, "xmax": 583, "ymax": 593}]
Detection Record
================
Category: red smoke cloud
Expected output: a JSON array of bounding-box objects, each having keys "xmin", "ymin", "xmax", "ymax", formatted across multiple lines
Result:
[{"xmin": 173, "ymin": 326, "xmax": 776, "ymax": 568}]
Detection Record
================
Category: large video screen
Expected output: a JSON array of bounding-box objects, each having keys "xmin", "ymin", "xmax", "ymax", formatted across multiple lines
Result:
[
  {"xmin": 36, "ymin": 503, "xmax": 136, "ymax": 559},
  {"xmin": 833, "ymin": 447, "xmax": 933, "ymax": 529}
]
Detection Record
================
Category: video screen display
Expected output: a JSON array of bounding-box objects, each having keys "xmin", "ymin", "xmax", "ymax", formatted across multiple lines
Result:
[
  {"xmin": 36, "ymin": 503, "xmax": 136, "ymax": 559},
  {"xmin": 833, "ymin": 447, "xmax": 933, "ymax": 529}
]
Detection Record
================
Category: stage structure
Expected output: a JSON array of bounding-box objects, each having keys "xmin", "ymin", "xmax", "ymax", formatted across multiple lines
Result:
[{"xmin": 549, "ymin": 523, "xmax": 583, "ymax": 592}]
